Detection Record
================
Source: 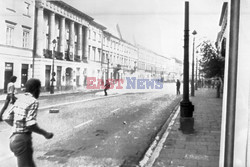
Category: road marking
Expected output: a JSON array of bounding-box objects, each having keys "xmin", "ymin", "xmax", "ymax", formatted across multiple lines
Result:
[
  {"xmin": 39, "ymin": 94, "xmax": 119, "ymax": 110},
  {"xmin": 74, "ymin": 120, "xmax": 93, "ymax": 129},
  {"xmin": 111, "ymin": 108, "xmax": 120, "ymax": 113}
]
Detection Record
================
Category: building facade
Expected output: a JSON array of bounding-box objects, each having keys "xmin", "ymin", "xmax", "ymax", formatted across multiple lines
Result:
[
  {"xmin": 218, "ymin": 1, "xmax": 250, "ymax": 166},
  {"xmin": 0, "ymin": 0, "xmax": 176, "ymax": 93},
  {"xmin": 0, "ymin": 0, "xmax": 35, "ymax": 93}
]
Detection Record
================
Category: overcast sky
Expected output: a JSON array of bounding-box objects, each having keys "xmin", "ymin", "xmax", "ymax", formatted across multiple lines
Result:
[{"xmin": 63, "ymin": 0, "xmax": 226, "ymax": 59}]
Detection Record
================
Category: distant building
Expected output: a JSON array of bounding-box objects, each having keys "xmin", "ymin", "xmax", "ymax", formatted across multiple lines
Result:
[{"xmin": 0, "ymin": 0, "xmax": 177, "ymax": 93}]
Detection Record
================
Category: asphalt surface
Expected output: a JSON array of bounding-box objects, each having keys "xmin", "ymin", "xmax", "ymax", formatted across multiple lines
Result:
[{"xmin": 0, "ymin": 83, "xmax": 180, "ymax": 167}]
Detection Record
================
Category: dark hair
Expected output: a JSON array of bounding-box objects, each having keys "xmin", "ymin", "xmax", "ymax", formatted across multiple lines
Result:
[
  {"xmin": 10, "ymin": 76, "xmax": 17, "ymax": 82},
  {"xmin": 25, "ymin": 78, "xmax": 41, "ymax": 99}
]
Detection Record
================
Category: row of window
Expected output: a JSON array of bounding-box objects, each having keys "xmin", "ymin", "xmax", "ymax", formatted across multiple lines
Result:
[
  {"xmin": 87, "ymin": 45, "xmax": 136, "ymax": 66},
  {"xmin": 88, "ymin": 29, "xmax": 135, "ymax": 55},
  {"xmin": 6, "ymin": 22, "xmax": 30, "ymax": 48}
]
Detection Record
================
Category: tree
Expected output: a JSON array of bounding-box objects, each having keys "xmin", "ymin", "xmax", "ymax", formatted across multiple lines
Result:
[{"xmin": 199, "ymin": 40, "xmax": 225, "ymax": 79}]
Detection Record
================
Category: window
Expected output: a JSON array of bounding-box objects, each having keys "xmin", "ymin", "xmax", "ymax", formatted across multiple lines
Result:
[
  {"xmin": 24, "ymin": 2, "xmax": 30, "ymax": 16},
  {"xmin": 88, "ymin": 29, "xmax": 91, "ymax": 39},
  {"xmin": 22, "ymin": 29, "xmax": 30, "ymax": 48},
  {"xmin": 98, "ymin": 34, "xmax": 101, "ymax": 42},
  {"xmin": 6, "ymin": 25, "xmax": 14, "ymax": 46},
  {"xmin": 93, "ymin": 32, "xmax": 96, "ymax": 41},
  {"xmin": 88, "ymin": 45, "xmax": 91, "ymax": 59},
  {"xmin": 92, "ymin": 47, "xmax": 96, "ymax": 61}
]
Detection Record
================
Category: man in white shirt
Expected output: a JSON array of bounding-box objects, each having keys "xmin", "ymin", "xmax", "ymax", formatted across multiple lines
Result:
[{"xmin": 0, "ymin": 76, "xmax": 17, "ymax": 121}]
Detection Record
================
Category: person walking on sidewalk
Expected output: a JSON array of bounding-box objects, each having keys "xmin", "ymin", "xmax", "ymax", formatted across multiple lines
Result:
[
  {"xmin": 0, "ymin": 76, "xmax": 17, "ymax": 121},
  {"xmin": 176, "ymin": 79, "xmax": 181, "ymax": 95},
  {"xmin": 4, "ymin": 78, "xmax": 54, "ymax": 167},
  {"xmin": 104, "ymin": 80, "xmax": 110, "ymax": 96}
]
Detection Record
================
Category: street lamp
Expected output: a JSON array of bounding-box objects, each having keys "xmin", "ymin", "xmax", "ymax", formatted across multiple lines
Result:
[
  {"xmin": 50, "ymin": 39, "xmax": 57, "ymax": 94},
  {"xmin": 191, "ymin": 30, "xmax": 197, "ymax": 96},
  {"xmin": 195, "ymin": 51, "xmax": 198, "ymax": 90},
  {"xmin": 179, "ymin": 2, "xmax": 194, "ymax": 134}
]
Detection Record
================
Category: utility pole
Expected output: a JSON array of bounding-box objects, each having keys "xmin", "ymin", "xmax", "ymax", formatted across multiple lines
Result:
[
  {"xmin": 191, "ymin": 30, "xmax": 197, "ymax": 96},
  {"xmin": 195, "ymin": 55, "xmax": 198, "ymax": 90},
  {"xmin": 179, "ymin": 1, "xmax": 194, "ymax": 134}
]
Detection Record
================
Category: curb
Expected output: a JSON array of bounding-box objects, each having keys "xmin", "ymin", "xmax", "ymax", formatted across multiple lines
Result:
[
  {"xmin": 138, "ymin": 98, "xmax": 181, "ymax": 167},
  {"xmin": 0, "ymin": 89, "xmax": 102, "ymax": 102}
]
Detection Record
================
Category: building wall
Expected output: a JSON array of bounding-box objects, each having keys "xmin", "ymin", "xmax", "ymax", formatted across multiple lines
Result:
[
  {"xmin": 0, "ymin": 0, "xmax": 35, "ymax": 92},
  {"xmin": 0, "ymin": 0, "xmax": 177, "ymax": 93},
  {"xmin": 219, "ymin": 1, "xmax": 250, "ymax": 166}
]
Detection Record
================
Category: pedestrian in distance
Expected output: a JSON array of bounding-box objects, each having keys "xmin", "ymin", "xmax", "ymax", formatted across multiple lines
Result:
[
  {"xmin": 216, "ymin": 78, "xmax": 221, "ymax": 98},
  {"xmin": 104, "ymin": 80, "xmax": 110, "ymax": 96},
  {"xmin": 4, "ymin": 78, "xmax": 54, "ymax": 167},
  {"xmin": 176, "ymin": 79, "xmax": 181, "ymax": 95},
  {"xmin": 0, "ymin": 76, "xmax": 17, "ymax": 121}
]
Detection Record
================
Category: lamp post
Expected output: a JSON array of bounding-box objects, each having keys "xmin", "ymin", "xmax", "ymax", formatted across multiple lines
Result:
[
  {"xmin": 179, "ymin": 1, "xmax": 194, "ymax": 134},
  {"xmin": 195, "ymin": 51, "xmax": 198, "ymax": 90},
  {"xmin": 191, "ymin": 30, "xmax": 197, "ymax": 96},
  {"xmin": 50, "ymin": 39, "xmax": 57, "ymax": 94}
]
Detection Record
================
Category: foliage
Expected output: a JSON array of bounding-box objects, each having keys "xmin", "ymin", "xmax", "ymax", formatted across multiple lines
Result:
[{"xmin": 199, "ymin": 40, "xmax": 225, "ymax": 79}]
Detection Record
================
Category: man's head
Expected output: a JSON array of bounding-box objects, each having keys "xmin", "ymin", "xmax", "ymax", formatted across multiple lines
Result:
[
  {"xmin": 25, "ymin": 78, "xmax": 41, "ymax": 99},
  {"xmin": 10, "ymin": 76, "xmax": 17, "ymax": 83}
]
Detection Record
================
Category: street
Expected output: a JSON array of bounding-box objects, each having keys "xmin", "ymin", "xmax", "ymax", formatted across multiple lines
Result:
[{"xmin": 0, "ymin": 83, "xmax": 180, "ymax": 167}]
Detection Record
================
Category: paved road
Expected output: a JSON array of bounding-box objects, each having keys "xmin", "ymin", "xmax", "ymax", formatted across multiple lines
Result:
[{"xmin": 0, "ymin": 83, "xmax": 180, "ymax": 167}]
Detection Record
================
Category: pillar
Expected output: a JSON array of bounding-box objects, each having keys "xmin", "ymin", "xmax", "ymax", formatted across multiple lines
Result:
[
  {"xmin": 77, "ymin": 24, "xmax": 83, "ymax": 58},
  {"xmin": 59, "ymin": 17, "xmax": 65, "ymax": 58},
  {"xmin": 36, "ymin": 6, "xmax": 44, "ymax": 57},
  {"xmin": 69, "ymin": 21, "xmax": 74, "ymax": 60},
  {"xmin": 49, "ymin": 12, "xmax": 55, "ymax": 51}
]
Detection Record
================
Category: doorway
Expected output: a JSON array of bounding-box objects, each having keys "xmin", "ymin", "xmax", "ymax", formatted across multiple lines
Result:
[
  {"xmin": 4, "ymin": 63, "xmax": 13, "ymax": 93},
  {"xmin": 21, "ymin": 64, "xmax": 28, "ymax": 88},
  {"xmin": 45, "ymin": 65, "xmax": 51, "ymax": 91}
]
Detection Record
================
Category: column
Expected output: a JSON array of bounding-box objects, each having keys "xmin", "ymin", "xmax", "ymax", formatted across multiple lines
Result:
[
  {"xmin": 84, "ymin": 27, "xmax": 89, "ymax": 59},
  {"xmin": 36, "ymin": 6, "xmax": 44, "ymax": 57},
  {"xmin": 59, "ymin": 17, "xmax": 65, "ymax": 58},
  {"xmin": 69, "ymin": 21, "xmax": 74, "ymax": 60},
  {"xmin": 77, "ymin": 24, "xmax": 83, "ymax": 58},
  {"xmin": 49, "ymin": 12, "xmax": 55, "ymax": 50}
]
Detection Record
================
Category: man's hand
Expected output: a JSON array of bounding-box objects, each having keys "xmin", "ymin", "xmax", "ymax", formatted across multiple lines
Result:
[{"xmin": 44, "ymin": 132, "xmax": 54, "ymax": 139}]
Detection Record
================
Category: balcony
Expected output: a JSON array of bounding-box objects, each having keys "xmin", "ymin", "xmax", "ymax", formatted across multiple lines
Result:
[
  {"xmin": 74, "ymin": 55, "xmax": 81, "ymax": 62},
  {"xmin": 43, "ymin": 49, "xmax": 52, "ymax": 59},
  {"xmin": 65, "ymin": 51, "xmax": 73, "ymax": 61},
  {"xmin": 82, "ymin": 56, "xmax": 88, "ymax": 63},
  {"xmin": 55, "ymin": 51, "xmax": 64, "ymax": 60}
]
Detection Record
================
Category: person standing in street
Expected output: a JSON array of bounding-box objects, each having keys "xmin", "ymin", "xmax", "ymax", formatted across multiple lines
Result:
[
  {"xmin": 176, "ymin": 79, "xmax": 181, "ymax": 95},
  {"xmin": 4, "ymin": 78, "xmax": 54, "ymax": 167},
  {"xmin": 0, "ymin": 76, "xmax": 17, "ymax": 121},
  {"xmin": 104, "ymin": 79, "xmax": 110, "ymax": 96}
]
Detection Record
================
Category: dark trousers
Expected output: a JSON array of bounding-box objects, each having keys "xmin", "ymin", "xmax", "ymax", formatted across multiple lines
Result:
[
  {"xmin": 9, "ymin": 133, "xmax": 36, "ymax": 167},
  {"xmin": 104, "ymin": 88, "xmax": 108, "ymax": 96},
  {"xmin": 177, "ymin": 88, "xmax": 180, "ymax": 95},
  {"xmin": 0, "ymin": 94, "xmax": 14, "ymax": 118}
]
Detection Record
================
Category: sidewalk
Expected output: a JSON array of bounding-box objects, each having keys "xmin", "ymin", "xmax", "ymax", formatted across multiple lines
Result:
[
  {"xmin": 151, "ymin": 88, "xmax": 222, "ymax": 167},
  {"xmin": 0, "ymin": 87, "xmax": 99, "ymax": 101}
]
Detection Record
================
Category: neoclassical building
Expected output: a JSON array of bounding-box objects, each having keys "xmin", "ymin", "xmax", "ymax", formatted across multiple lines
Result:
[
  {"xmin": 0, "ymin": 0, "xmax": 175, "ymax": 93},
  {"xmin": 33, "ymin": 0, "xmax": 93, "ymax": 91}
]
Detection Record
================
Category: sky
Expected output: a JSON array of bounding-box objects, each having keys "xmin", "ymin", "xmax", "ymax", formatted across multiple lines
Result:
[{"xmin": 63, "ymin": 0, "xmax": 226, "ymax": 60}]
